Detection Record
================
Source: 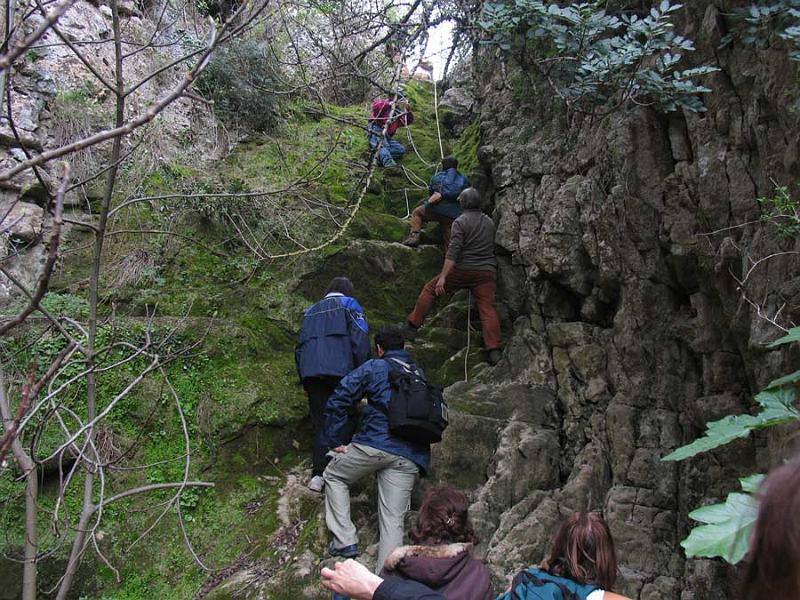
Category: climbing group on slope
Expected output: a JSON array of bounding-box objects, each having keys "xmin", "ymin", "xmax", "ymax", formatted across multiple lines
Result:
[
  {"xmin": 292, "ymin": 92, "xmax": 507, "ymax": 597},
  {"xmin": 293, "ymin": 91, "xmax": 800, "ymax": 600}
]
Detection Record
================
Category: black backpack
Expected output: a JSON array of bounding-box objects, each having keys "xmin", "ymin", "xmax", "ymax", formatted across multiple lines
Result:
[{"xmin": 382, "ymin": 358, "xmax": 449, "ymax": 444}]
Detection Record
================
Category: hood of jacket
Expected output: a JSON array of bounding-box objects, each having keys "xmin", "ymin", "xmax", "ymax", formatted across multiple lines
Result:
[{"xmin": 383, "ymin": 543, "xmax": 474, "ymax": 587}]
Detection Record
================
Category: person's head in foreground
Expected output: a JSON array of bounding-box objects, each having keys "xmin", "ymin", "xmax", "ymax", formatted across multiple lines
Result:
[
  {"xmin": 409, "ymin": 483, "xmax": 477, "ymax": 546},
  {"xmin": 457, "ymin": 187, "xmax": 482, "ymax": 210},
  {"xmin": 740, "ymin": 458, "xmax": 800, "ymax": 600},
  {"xmin": 374, "ymin": 325, "xmax": 405, "ymax": 356},
  {"xmin": 542, "ymin": 511, "xmax": 618, "ymax": 590}
]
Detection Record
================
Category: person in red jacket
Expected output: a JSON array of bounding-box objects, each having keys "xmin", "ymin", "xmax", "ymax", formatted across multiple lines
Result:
[{"xmin": 369, "ymin": 96, "xmax": 414, "ymax": 168}]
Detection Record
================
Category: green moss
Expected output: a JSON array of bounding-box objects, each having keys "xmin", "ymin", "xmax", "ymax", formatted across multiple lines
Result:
[
  {"xmin": 451, "ymin": 120, "xmax": 481, "ymax": 180},
  {"xmin": 1, "ymin": 78, "xmax": 471, "ymax": 600}
]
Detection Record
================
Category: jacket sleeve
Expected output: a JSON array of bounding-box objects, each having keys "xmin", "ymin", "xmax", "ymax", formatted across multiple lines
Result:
[
  {"xmin": 322, "ymin": 364, "xmax": 370, "ymax": 447},
  {"xmin": 403, "ymin": 110, "xmax": 415, "ymax": 126},
  {"xmin": 428, "ymin": 172, "xmax": 442, "ymax": 195},
  {"xmin": 344, "ymin": 298, "xmax": 371, "ymax": 368},
  {"xmin": 445, "ymin": 217, "xmax": 465, "ymax": 263},
  {"xmin": 374, "ymin": 577, "xmax": 446, "ymax": 600}
]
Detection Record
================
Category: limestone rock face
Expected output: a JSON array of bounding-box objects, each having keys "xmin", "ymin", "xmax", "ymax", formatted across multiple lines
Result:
[
  {"xmin": 440, "ymin": 86, "xmax": 475, "ymax": 134},
  {"xmin": 0, "ymin": 197, "xmax": 43, "ymax": 242},
  {"xmin": 430, "ymin": 2, "xmax": 800, "ymax": 598},
  {"xmin": 0, "ymin": 0, "xmax": 218, "ymax": 305}
]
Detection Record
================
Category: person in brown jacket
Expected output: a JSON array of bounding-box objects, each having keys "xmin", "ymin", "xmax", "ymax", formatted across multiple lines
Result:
[
  {"xmin": 403, "ymin": 187, "xmax": 502, "ymax": 365},
  {"xmin": 379, "ymin": 484, "xmax": 492, "ymax": 600}
]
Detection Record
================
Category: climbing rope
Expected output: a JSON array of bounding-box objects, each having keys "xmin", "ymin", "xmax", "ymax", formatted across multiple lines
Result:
[
  {"xmin": 400, "ymin": 164, "xmax": 429, "ymax": 189},
  {"xmin": 433, "ymin": 76, "xmax": 445, "ymax": 161},
  {"xmin": 402, "ymin": 188, "xmax": 411, "ymax": 219},
  {"xmin": 405, "ymin": 126, "xmax": 438, "ymax": 169},
  {"xmin": 464, "ymin": 290, "xmax": 471, "ymax": 382}
]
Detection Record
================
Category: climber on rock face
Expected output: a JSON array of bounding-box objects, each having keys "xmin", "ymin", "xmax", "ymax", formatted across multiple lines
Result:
[
  {"xmin": 402, "ymin": 188, "xmax": 503, "ymax": 366},
  {"xmin": 402, "ymin": 156, "xmax": 470, "ymax": 250},
  {"xmin": 321, "ymin": 325, "xmax": 431, "ymax": 574},
  {"xmin": 295, "ymin": 277, "xmax": 370, "ymax": 494},
  {"xmin": 368, "ymin": 96, "xmax": 414, "ymax": 168}
]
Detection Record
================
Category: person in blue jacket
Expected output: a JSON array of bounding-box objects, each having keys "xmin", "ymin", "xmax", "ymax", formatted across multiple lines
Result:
[
  {"xmin": 322, "ymin": 325, "xmax": 431, "ymax": 574},
  {"xmin": 403, "ymin": 156, "xmax": 469, "ymax": 250},
  {"xmin": 296, "ymin": 276, "xmax": 370, "ymax": 493}
]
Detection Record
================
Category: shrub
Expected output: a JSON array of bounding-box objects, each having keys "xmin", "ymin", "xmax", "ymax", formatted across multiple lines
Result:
[
  {"xmin": 196, "ymin": 39, "xmax": 284, "ymax": 133},
  {"xmin": 478, "ymin": 0, "xmax": 718, "ymax": 113}
]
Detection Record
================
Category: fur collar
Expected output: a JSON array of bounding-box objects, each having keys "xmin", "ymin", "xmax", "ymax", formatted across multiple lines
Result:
[{"xmin": 384, "ymin": 543, "xmax": 472, "ymax": 570}]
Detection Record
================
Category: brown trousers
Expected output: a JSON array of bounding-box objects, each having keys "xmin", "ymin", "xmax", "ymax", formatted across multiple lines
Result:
[
  {"xmin": 409, "ymin": 205, "xmax": 454, "ymax": 250},
  {"xmin": 407, "ymin": 269, "xmax": 501, "ymax": 351}
]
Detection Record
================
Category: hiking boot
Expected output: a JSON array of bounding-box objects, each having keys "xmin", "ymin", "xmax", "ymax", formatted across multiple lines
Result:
[
  {"xmin": 486, "ymin": 349, "xmax": 502, "ymax": 366},
  {"xmin": 308, "ymin": 475, "xmax": 325, "ymax": 493},
  {"xmin": 400, "ymin": 322, "xmax": 418, "ymax": 341},
  {"xmin": 382, "ymin": 158, "xmax": 398, "ymax": 168},
  {"xmin": 329, "ymin": 542, "xmax": 359, "ymax": 558},
  {"xmin": 402, "ymin": 231, "xmax": 421, "ymax": 247}
]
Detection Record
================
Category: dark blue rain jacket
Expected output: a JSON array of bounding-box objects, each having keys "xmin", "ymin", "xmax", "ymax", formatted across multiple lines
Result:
[
  {"xmin": 295, "ymin": 293, "xmax": 370, "ymax": 381},
  {"xmin": 321, "ymin": 349, "xmax": 431, "ymax": 474},
  {"xmin": 426, "ymin": 168, "xmax": 470, "ymax": 220}
]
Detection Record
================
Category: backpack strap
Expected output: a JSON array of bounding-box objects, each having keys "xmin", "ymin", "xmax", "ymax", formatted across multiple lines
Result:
[
  {"xmin": 383, "ymin": 356, "xmax": 421, "ymax": 378},
  {"xmin": 513, "ymin": 568, "xmax": 592, "ymax": 600}
]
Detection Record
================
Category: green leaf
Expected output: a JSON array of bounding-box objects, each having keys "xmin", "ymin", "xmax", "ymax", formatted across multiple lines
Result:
[
  {"xmin": 767, "ymin": 327, "xmax": 800, "ymax": 347},
  {"xmin": 767, "ymin": 368, "xmax": 800, "ymax": 389},
  {"xmin": 662, "ymin": 388, "xmax": 798, "ymax": 461},
  {"xmin": 682, "ymin": 491, "xmax": 758, "ymax": 563},
  {"xmin": 739, "ymin": 473, "xmax": 764, "ymax": 493}
]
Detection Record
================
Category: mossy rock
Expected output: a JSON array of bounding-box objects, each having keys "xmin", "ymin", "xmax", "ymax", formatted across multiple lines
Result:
[
  {"xmin": 296, "ymin": 240, "xmax": 443, "ymax": 324},
  {"xmin": 350, "ymin": 209, "xmax": 407, "ymax": 243}
]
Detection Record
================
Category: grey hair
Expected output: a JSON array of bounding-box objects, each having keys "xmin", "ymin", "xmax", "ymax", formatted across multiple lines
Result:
[{"xmin": 458, "ymin": 187, "xmax": 483, "ymax": 210}]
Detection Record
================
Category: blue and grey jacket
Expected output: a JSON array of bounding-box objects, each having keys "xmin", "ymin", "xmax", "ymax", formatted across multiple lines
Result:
[
  {"xmin": 426, "ymin": 168, "xmax": 470, "ymax": 220},
  {"xmin": 321, "ymin": 348, "xmax": 431, "ymax": 474},
  {"xmin": 295, "ymin": 293, "xmax": 370, "ymax": 381}
]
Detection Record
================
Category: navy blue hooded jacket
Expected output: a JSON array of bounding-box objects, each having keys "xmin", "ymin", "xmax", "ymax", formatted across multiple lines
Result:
[
  {"xmin": 295, "ymin": 293, "xmax": 370, "ymax": 381},
  {"xmin": 321, "ymin": 349, "xmax": 431, "ymax": 474},
  {"xmin": 426, "ymin": 168, "xmax": 470, "ymax": 220}
]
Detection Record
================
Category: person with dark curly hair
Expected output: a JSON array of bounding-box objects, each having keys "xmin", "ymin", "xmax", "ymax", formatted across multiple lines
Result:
[{"xmin": 379, "ymin": 484, "xmax": 492, "ymax": 600}]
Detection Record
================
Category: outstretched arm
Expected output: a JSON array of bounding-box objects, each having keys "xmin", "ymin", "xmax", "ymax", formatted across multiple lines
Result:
[
  {"xmin": 322, "ymin": 560, "xmax": 446, "ymax": 600},
  {"xmin": 322, "ymin": 365, "xmax": 369, "ymax": 448}
]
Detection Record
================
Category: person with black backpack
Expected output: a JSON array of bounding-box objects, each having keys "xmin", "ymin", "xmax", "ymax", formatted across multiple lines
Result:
[{"xmin": 322, "ymin": 325, "xmax": 446, "ymax": 574}]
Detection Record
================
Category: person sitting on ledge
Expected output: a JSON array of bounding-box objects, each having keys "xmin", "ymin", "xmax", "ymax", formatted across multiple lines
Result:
[{"xmin": 403, "ymin": 156, "xmax": 470, "ymax": 250}]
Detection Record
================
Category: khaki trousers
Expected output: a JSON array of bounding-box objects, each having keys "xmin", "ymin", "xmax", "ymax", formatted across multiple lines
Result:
[{"xmin": 323, "ymin": 443, "xmax": 419, "ymax": 572}]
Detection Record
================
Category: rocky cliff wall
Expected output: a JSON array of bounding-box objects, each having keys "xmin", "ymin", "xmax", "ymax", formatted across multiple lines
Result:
[
  {"xmin": 0, "ymin": 0, "xmax": 218, "ymax": 301},
  {"xmin": 434, "ymin": 2, "xmax": 800, "ymax": 598}
]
